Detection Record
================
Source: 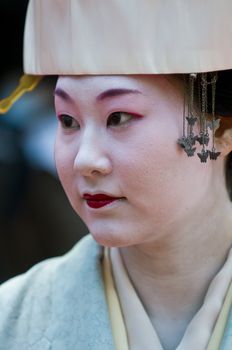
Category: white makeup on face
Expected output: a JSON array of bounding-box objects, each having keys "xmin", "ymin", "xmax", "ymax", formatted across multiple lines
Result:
[{"xmin": 54, "ymin": 75, "xmax": 213, "ymax": 247}]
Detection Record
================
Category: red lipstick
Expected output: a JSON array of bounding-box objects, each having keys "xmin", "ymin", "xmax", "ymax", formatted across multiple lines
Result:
[{"xmin": 83, "ymin": 193, "xmax": 122, "ymax": 209}]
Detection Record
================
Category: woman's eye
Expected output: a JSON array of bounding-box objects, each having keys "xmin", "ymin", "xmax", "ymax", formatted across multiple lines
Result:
[
  {"xmin": 58, "ymin": 114, "xmax": 79, "ymax": 129},
  {"xmin": 107, "ymin": 112, "xmax": 134, "ymax": 127}
]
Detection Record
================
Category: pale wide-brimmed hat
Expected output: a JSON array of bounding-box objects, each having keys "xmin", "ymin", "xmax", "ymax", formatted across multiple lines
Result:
[
  {"xmin": 24, "ymin": 0, "xmax": 232, "ymax": 75},
  {"xmin": 1, "ymin": 0, "xmax": 232, "ymax": 114}
]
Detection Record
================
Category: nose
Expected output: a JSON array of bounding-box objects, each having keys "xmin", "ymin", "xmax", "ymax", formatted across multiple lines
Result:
[{"xmin": 74, "ymin": 132, "xmax": 112, "ymax": 177}]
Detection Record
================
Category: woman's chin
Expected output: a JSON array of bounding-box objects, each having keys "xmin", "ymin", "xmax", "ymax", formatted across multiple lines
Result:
[{"xmin": 89, "ymin": 230, "xmax": 134, "ymax": 248}]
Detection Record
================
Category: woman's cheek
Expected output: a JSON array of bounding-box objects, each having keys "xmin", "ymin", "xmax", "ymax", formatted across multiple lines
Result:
[
  {"xmin": 55, "ymin": 144, "xmax": 74, "ymax": 192},
  {"xmin": 56, "ymin": 160, "xmax": 79, "ymax": 212}
]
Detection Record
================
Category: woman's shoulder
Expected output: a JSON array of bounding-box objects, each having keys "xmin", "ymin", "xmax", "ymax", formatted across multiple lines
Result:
[
  {"xmin": 0, "ymin": 235, "xmax": 113, "ymax": 350},
  {"xmin": 0, "ymin": 234, "xmax": 99, "ymax": 301}
]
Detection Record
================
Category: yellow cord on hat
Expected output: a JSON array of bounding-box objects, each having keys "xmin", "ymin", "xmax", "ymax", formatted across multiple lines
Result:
[{"xmin": 0, "ymin": 74, "xmax": 42, "ymax": 114}]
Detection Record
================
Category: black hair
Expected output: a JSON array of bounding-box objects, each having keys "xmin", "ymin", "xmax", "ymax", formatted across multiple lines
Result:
[
  {"xmin": 195, "ymin": 70, "xmax": 232, "ymax": 200},
  {"xmin": 214, "ymin": 70, "xmax": 232, "ymax": 117},
  {"xmin": 215, "ymin": 71, "xmax": 232, "ymax": 200}
]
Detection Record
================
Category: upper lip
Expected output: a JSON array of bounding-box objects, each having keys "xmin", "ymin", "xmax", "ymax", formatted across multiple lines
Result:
[{"xmin": 83, "ymin": 193, "xmax": 122, "ymax": 200}]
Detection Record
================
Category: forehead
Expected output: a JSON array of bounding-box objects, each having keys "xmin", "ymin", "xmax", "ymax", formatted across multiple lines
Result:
[
  {"xmin": 56, "ymin": 74, "xmax": 178, "ymax": 92},
  {"xmin": 56, "ymin": 75, "xmax": 155, "ymax": 91},
  {"xmin": 55, "ymin": 75, "xmax": 183, "ymax": 105}
]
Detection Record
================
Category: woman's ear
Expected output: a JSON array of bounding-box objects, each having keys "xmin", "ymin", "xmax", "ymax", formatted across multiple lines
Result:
[{"xmin": 215, "ymin": 117, "xmax": 232, "ymax": 157}]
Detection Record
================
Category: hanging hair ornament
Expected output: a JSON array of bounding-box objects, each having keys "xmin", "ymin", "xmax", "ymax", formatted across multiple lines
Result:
[
  {"xmin": 197, "ymin": 73, "xmax": 209, "ymax": 162},
  {"xmin": 178, "ymin": 74, "xmax": 197, "ymax": 156},
  {"xmin": 178, "ymin": 71, "xmax": 220, "ymax": 163},
  {"xmin": 208, "ymin": 73, "xmax": 221, "ymax": 160},
  {"xmin": 197, "ymin": 72, "xmax": 220, "ymax": 162}
]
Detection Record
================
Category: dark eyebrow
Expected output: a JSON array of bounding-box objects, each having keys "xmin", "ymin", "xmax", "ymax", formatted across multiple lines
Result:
[
  {"xmin": 54, "ymin": 87, "xmax": 142, "ymax": 103},
  {"xmin": 54, "ymin": 88, "xmax": 75, "ymax": 104},
  {"xmin": 96, "ymin": 88, "xmax": 142, "ymax": 101}
]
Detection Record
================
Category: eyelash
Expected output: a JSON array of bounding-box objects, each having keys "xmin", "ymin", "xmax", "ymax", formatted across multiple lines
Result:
[
  {"xmin": 58, "ymin": 112, "xmax": 141, "ymax": 129},
  {"xmin": 58, "ymin": 114, "xmax": 78, "ymax": 129},
  {"xmin": 107, "ymin": 112, "xmax": 138, "ymax": 127}
]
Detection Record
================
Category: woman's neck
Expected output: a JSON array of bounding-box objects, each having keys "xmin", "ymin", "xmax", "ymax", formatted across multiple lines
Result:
[{"xmin": 119, "ymin": 199, "xmax": 232, "ymax": 349}]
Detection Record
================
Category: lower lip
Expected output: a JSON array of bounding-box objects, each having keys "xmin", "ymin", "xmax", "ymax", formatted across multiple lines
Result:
[{"xmin": 85, "ymin": 198, "xmax": 120, "ymax": 209}]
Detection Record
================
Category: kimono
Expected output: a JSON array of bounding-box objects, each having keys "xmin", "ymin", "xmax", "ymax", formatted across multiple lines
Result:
[
  {"xmin": 0, "ymin": 234, "xmax": 232, "ymax": 350},
  {"xmin": 0, "ymin": 235, "xmax": 114, "ymax": 350}
]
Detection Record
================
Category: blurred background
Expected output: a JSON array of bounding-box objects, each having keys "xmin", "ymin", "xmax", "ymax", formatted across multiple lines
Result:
[{"xmin": 0, "ymin": 1, "xmax": 88, "ymax": 282}]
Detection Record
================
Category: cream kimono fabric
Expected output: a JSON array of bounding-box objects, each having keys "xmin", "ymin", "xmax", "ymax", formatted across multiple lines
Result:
[
  {"xmin": 104, "ymin": 247, "xmax": 232, "ymax": 350},
  {"xmin": 0, "ymin": 234, "xmax": 232, "ymax": 349}
]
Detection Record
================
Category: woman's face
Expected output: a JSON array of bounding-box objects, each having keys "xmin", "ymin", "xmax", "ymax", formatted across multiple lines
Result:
[{"xmin": 54, "ymin": 75, "xmax": 213, "ymax": 247}]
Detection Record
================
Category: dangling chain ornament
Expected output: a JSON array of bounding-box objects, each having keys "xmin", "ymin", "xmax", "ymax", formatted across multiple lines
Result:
[{"xmin": 178, "ymin": 72, "xmax": 221, "ymax": 163}]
